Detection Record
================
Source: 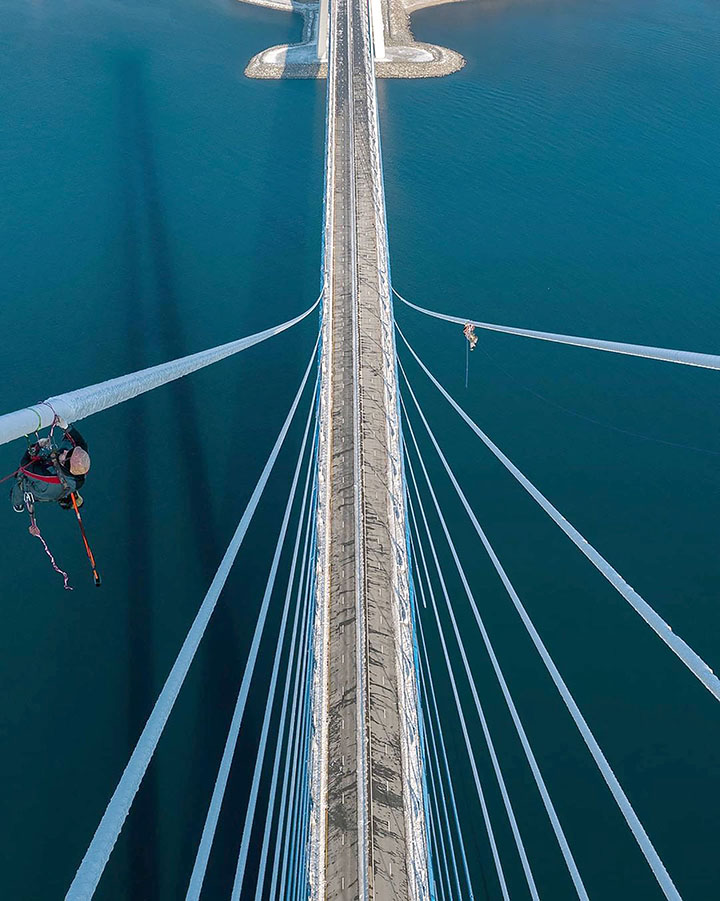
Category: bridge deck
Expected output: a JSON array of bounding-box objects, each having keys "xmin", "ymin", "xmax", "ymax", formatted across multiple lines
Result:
[{"xmin": 314, "ymin": 0, "xmax": 424, "ymax": 896}]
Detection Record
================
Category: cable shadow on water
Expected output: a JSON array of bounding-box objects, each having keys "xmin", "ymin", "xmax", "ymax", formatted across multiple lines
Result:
[
  {"xmin": 117, "ymin": 51, "xmax": 159, "ymax": 898},
  {"xmin": 117, "ymin": 53, "xmax": 244, "ymax": 895}
]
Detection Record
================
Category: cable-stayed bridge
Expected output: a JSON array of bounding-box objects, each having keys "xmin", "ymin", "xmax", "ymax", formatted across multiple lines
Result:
[{"xmin": 2, "ymin": 1, "xmax": 719, "ymax": 899}]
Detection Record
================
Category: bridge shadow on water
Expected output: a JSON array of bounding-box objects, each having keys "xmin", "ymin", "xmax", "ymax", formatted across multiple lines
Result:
[{"xmin": 116, "ymin": 53, "xmax": 244, "ymax": 897}]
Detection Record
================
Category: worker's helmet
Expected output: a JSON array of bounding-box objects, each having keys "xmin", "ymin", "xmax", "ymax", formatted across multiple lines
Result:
[{"xmin": 69, "ymin": 447, "xmax": 91, "ymax": 476}]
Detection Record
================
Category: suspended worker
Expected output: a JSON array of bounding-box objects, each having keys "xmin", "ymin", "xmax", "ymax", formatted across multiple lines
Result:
[
  {"xmin": 10, "ymin": 423, "xmax": 91, "ymax": 513},
  {"xmin": 4, "ymin": 416, "xmax": 100, "ymax": 588},
  {"xmin": 463, "ymin": 322, "xmax": 478, "ymax": 351}
]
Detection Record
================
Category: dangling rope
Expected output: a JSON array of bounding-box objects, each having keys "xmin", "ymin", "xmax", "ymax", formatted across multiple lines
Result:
[
  {"xmin": 27, "ymin": 506, "xmax": 72, "ymax": 591},
  {"xmin": 66, "ymin": 339, "xmax": 319, "ymax": 901}
]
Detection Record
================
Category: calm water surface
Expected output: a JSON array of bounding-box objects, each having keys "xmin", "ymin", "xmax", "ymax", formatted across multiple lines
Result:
[{"xmin": 1, "ymin": 0, "xmax": 719, "ymax": 897}]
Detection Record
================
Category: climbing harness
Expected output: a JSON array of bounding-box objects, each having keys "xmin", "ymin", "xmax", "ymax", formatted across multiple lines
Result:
[{"xmin": 7, "ymin": 416, "xmax": 99, "ymax": 588}]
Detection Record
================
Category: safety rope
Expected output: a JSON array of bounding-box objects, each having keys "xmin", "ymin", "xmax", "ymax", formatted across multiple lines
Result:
[
  {"xmin": 65, "ymin": 340, "xmax": 319, "ymax": 901},
  {"xmin": 397, "ymin": 324, "xmax": 720, "ymax": 705},
  {"xmin": 394, "ymin": 288, "xmax": 720, "ymax": 371}
]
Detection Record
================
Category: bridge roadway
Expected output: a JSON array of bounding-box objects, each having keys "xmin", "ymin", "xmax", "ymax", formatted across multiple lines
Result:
[{"xmin": 310, "ymin": 0, "xmax": 429, "ymax": 897}]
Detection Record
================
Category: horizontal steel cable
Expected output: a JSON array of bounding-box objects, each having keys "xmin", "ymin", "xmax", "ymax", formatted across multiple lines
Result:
[
  {"xmin": 394, "ymin": 288, "xmax": 720, "ymax": 371},
  {"xmin": 1, "ymin": 298, "xmax": 320, "ymax": 447}
]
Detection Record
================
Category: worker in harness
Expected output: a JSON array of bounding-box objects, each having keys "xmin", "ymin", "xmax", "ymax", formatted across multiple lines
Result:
[
  {"xmin": 7, "ymin": 418, "xmax": 100, "ymax": 588},
  {"xmin": 10, "ymin": 424, "xmax": 91, "ymax": 513}
]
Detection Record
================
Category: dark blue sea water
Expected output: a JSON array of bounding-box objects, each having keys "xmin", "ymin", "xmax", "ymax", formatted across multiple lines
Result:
[{"xmin": 1, "ymin": 0, "xmax": 719, "ymax": 897}]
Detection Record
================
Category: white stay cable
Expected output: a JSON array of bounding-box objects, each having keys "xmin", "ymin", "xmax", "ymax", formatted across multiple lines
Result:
[
  {"xmin": 254, "ymin": 471, "xmax": 318, "ymax": 900},
  {"xmin": 185, "ymin": 379, "xmax": 318, "ymax": 901},
  {"xmin": 279, "ymin": 521, "xmax": 318, "ymax": 900},
  {"xmin": 422, "ymin": 707, "xmax": 454, "ymax": 901},
  {"xmin": 228, "ymin": 433, "xmax": 318, "ymax": 900},
  {"xmin": 269, "ymin": 502, "xmax": 317, "ymax": 900},
  {"xmin": 410, "ymin": 511, "xmax": 476, "ymax": 901},
  {"xmin": 401, "ymin": 369, "xmax": 682, "ymax": 901},
  {"xmin": 413, "ymin": 604, "xmax": 466, "ymax": 901},
  {"xmin": 65, "ymin": 341, "xmax": 319, "ymax": 901},
  {"xmin": 396, "ymin": 325, "xmax": 720, "ymax": 704},
  {"xmin": 404, "ymin": 490, "xmax": 511, "ymax": 901},
  {"xmin": 406, "ymin": 471, "xmax": 547, "ymax": 901},
  {"xmin": 394, "ymin": 288, "xmax": 720, "ymax": 371}
]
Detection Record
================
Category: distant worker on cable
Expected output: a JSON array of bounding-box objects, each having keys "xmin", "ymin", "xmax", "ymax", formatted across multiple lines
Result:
[
  {"xmin": 11, "ymin": 423, "xmax": 91, "ymax": 513},
  {"xmin": 463, "ymin": 322, "xmax": 478, "ymax": 351},
  {"xmin": 462, "ymin": 322, "xmax": 478, "ymax": 389}
]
